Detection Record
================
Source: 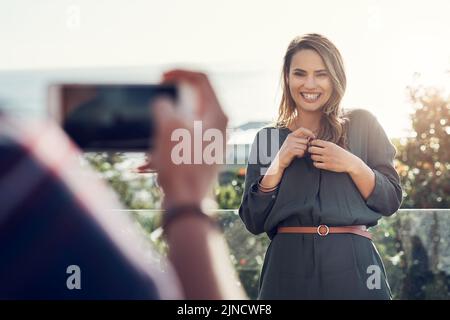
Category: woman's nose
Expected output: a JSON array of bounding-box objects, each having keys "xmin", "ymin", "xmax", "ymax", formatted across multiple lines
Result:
[{"xmin": 304, "ymin": 76, "xmax": 317, "ymax": 88}]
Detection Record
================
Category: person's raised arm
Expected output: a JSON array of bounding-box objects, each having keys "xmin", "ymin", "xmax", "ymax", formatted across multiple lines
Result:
[{"xmin": 147, "ymin": 70, "xmax": 246, "ymax": 300}]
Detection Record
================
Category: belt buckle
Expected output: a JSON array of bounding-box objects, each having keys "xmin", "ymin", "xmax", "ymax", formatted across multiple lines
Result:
[{"xmin": 317, "ymin": 225, "xmax": 329, "ymax": 236}]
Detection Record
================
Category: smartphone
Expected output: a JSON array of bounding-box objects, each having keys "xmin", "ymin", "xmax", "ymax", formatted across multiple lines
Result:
[{"xmin": 48, "ymin": 84, "xmax": 179, "ymax": 151}]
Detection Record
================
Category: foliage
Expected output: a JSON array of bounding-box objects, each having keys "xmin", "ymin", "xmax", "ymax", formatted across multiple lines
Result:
[
  {"xmin": 395, "ymin": 84, "xmax": 450, "ymax": 208},
  {"xmin": 83, "ymin": 152, "xmax": 163, "ymax": 209}
]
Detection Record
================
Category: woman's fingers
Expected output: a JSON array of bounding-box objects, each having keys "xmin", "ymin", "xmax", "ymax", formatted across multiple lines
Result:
[
  {"xmin": 291, "ymin": 127, "xmax": 316, "ymax": 140},
  {"xmin": 290, "ymin": 145, "xmax": 307, "ymax": 156},
  {"xmin": 308, "ymin": 145, "xmax": 325, "ymax": 155},
  {"xmin": 289, "ymin": 136, "xmax": 309, "ymax": 145},
  {"xmin": 310, "ymin": 154, "xmax": 325, "ymax": 162}
]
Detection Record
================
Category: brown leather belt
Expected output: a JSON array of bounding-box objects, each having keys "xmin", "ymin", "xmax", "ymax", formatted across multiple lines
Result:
[{"xmin": 277, "ymin": 225, "xmax": 372, "ymax": 240}]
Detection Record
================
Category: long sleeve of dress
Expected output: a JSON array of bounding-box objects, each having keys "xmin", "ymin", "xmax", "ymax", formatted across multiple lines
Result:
[
  {"xmin": 363, "ymin": 111, "xmax": 404, "ymax": 216},
  {"xmin": 238, "ymin": 128, "xmax": 280, "ymax": 236}
]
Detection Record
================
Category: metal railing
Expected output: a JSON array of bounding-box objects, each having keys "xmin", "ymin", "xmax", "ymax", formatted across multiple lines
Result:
[{"xmin": 118, "ymin": 208, "xmax": 450, "ymax": 300}]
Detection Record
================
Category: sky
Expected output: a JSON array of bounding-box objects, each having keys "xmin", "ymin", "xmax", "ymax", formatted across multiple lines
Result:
[{"xmin": 1, "ymin": 0, "xmax": 449, "ymax": 137}]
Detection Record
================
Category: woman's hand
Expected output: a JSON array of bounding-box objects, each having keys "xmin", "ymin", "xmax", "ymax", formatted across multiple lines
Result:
[
  {"xmin": 277, "ymin": 127, "xmax": 316, "ymax": 169},
  {"xmin": 308, "ymin": 139, "xmax": 361, "ymax": 173}
]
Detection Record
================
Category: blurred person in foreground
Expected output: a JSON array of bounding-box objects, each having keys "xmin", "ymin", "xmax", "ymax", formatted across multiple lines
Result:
[{"xmin": 0, "ymin": 70, "xmax": 246, "ymax": 300}]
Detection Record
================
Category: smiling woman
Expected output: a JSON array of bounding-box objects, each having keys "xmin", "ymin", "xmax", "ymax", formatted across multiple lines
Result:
[{"xmin": 239, "ymin": 33, "xmax": 403, "ymax": 300}]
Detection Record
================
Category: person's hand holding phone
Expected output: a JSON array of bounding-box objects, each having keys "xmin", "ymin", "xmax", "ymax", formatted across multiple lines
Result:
[
  {"xmin": 145, "ymin": 70, "xmax": 246, "ymax": 300},
  {"xmin": 145, "ymin": 70, "xmax": 228, "ymax": 209}
]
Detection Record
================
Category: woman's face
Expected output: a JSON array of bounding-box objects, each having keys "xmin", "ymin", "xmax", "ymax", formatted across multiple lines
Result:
[{"xmin": 288, "ymin": 49, "xmax": 333, "ymax": 113}]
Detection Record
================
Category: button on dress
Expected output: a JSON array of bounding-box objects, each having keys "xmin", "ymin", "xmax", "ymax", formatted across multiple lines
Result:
[{"xmin": 238, "ymin": 109, "xmax": 403, "ymax": 300}]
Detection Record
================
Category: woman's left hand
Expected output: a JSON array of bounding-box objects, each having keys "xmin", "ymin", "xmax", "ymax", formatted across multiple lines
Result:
[{"xmin": 308, "ymin": 139, "xmax": 360, "ymax": 173}]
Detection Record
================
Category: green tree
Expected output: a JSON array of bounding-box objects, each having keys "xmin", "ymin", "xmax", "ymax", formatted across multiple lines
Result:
[
  {"xmin": 83, "ymin": 152, "xmax": 163, "ymax": 209},
  {"xmin": 391, "ymin": 80, "xmax": 450, "ymax": 299},
  {"xmin": 396, "ymin": 83, "xmax": 450, "ymax": 208}
]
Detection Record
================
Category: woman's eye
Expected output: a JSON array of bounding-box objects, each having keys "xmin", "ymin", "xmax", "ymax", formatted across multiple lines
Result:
[
  {"xmin": 317, "ymin": 73, "xmax": 328, "ymax": 77},
  {"xmin": 294, "ymin": 73, "xmax": 305, "ymax": 77}
]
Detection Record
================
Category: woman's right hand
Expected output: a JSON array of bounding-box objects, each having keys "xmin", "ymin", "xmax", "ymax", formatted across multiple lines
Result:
[{"xmin": 277, "ymin": 127, "xmax": 316, "ymax": 169}]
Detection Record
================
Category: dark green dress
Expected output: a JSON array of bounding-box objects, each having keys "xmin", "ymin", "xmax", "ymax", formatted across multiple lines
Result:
[{"xmin": 238, "ymin": 109, "xmax": 403, "ymax": 300}]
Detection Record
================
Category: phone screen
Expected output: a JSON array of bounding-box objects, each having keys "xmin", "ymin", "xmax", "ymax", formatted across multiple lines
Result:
[{"xmin": 49, "ymin": 84, "xmax": 177, "ymax": 151}]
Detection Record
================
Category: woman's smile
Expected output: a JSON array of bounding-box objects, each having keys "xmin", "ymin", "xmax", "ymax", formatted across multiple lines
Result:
[{"xmin": 300, "ymin": 92, "xmax": 322, "ymax": 103}]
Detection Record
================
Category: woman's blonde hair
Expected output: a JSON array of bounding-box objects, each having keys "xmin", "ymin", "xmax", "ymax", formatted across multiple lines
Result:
[{"xmin": 276, "ymin": 33, "xmax": 349, "ymax": 149}]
